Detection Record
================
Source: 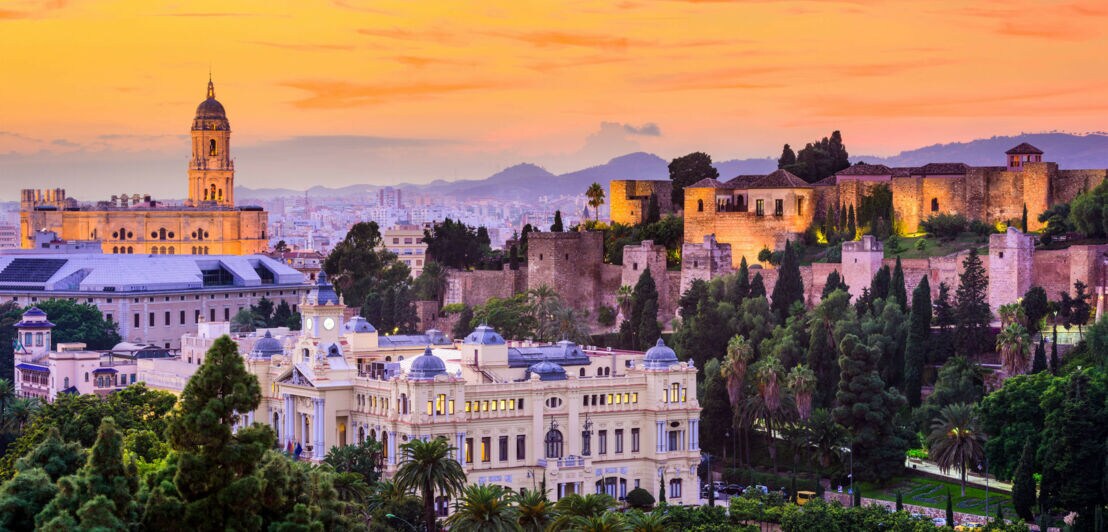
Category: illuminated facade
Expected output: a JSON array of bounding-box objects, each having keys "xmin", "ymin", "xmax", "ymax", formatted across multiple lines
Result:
[{"xmin": 20, "ymin": 78, "xmax": 268, "ymax": 255}]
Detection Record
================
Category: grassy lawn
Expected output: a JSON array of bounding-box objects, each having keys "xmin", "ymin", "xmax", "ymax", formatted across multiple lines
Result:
[
  {"xmin": 858, "ymin": 476, "xmax": 1014, "ymax": 518},
  {"xmin": 884, "ymin": 233, "xmax": 988, "ymax": 260}
]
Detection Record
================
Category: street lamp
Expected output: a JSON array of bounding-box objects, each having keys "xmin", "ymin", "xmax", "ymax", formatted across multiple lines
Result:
[
  {"xmin": 386, "ymin": 513, "xmax": 417, "ymax": 532},
  {"xmin": 581, "ymin": 414, "xmax": 593, "ymax": 456},
  {"xmin": 978, "ymin": 456, "xmax": 990, "ymax": 520}
]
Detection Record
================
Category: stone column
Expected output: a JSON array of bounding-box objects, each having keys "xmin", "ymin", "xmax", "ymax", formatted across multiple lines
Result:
[
  {"xmin": 300, "ymin": 413, "xmax": 306, "ymax": 448},
  {"xmin": 388, "ymin": 431, "xmax": 398, "ymax": 465},
  {"xmin": 688, "ymin": 419, "xmax": 699, "ymax": 450},
  {"xmin": 455, "ymin": 432, "xmax": 465, "ymax": 463},
  {"xmin": 313, "ymin": 398, "xmax": 326, "ymax": 459},
  {"xmin": 283, "ymin": 394, "xmax": 294, "ymax": 446},
  {"xmin": 656, "ymin": 421, "xmax": 665, "ymax": 453}
]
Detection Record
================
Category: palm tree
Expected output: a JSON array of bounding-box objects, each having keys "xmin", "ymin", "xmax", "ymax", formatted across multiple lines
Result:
[
  {"xmin": 747, "ymin": 354, "xmax": 789, "ymax": 472},
  {"xmin": 529, "ymin": 285, "xmax": 561, "ymax": 326},
  {"xmin": 3, "ymin": 397, "xmax": 37, "ymax": 433},
  {"xmin": 512, "ymin": 488, "xmax": 554, "ymax": 532},
  {"xmin": 721, "ymin": 334, "xmax": 754, "ymax": 464},
  {"xmin": 616, "ymin": 285, "xmax": 634, "ymax": 316},
  {"xmin": 927, "ymin": 403, "xmax": 986, "ymax": 496},
  {"xmin": 0, "ymin": 378, "xmax": 13, "ymax": 416},
  {"xmin": 445, "ymin": 484, "xmax": 519, "ymax": 532},
  {"xmin": 805, "ymin": 409, "xmax": 848, "ymax": 486},
  {"xmin": 786, "ymin": 364, "xmax": 817, "ymax": 420},
  {"xmin": 550, "ymin": 493, "xmax": 615, "ymax": 530},
  {"xmin": 366, "ymin": 479, "xmax": 412, "ymax": 515},
  {"xmin": 330, "ymin": 471, "xmax": 372, "ymax": 519},
  {"xmin": 998, "ymin": 303, "xmax": 1026, "ymax": 327},
  {"xmin": 567, "ymin": 512, "xmax": 630, "ymax": 532},
  {"xmin": 394, "ymin": 436, "xmax": 467, "ymax": 532},
  {"xmin": 586, "ymin": 182, "xmax": 605, "ymax": 222},
  {"xmin": 623, "ymin": 510, "xmax": 668, "ymax": 532},
  {"xmin": 996, "ymin": 322, "xmax": 1031, "ymax": 376}
]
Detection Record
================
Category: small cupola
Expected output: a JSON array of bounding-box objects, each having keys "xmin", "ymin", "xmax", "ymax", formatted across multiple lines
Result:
[{"xmin": 1005, "ymin": 143, "xmax": 1043, "ymax": 170}]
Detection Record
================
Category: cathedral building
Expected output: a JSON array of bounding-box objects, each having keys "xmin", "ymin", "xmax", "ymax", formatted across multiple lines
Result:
[{"xmin": 19, "ymin": 78, "xmax": 268, "ymax": 255}]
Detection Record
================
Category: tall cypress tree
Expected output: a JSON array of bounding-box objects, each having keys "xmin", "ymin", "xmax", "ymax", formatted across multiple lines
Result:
[
  {"xmin": 770, "ymin": 240, "xmax": 805, "ymax": 321},
  {"xmin": 733, "ymin": 257, "xmax": 751, "ymax": 306},
  {"xmin": 1031, "ymin": 339, "xmax": 1048, "ymax": 374},
  {"xmin": 1050, "ymin": 327, "xmax": 1061, "ymax": 374},
  {"xmin": 834, "ymin": 333, "xmax": 908, "ymax": 483},
  {"xmin": 508, "ymin": 245, "xmax": 519, "ymax": 270},
  {"xmin": 904, "ymin": 276, "xmax": 931, "ymax": 407},
  {"xmin": 870, "ymin": 265, "xmax": 891, "ymax": 304},
  {"xmin": 891, "ymin": 257, "xmax": 907, "ymax": 311},
  {"xmin": 847, "ymin": 204, "xmax": 857, "ymax": 239},
  {"xmin": 638, "ymin": 299, "xmax": 661, "ymax": 350},
  {"xmin": 645, "ymin": 194, "xmax": 661, "ymax": 224},
  {"xmin": 778, "ymin": 144, "xmax": 797, "ymax": 168},
  {"xmin": 954, "ymin": 248, "xmax": 991, "ymax": 357},
  {"xmin": 750, "ymin": 272, "xmax": 767, "ymax": 299},
  {"xmin": 839, "ymin": 203, "xmax": 847, "ymax": 232},
  {"xmin": 629, "ymin": 269, "xmax": 659, "ymax": 351},
  {"xmin": 1012, "ymin": 438, "xmax": 1037, "ymax": 522},
  {"xmin": 821, "ymin": 270, "xmax": 849, "ymax": 300}
]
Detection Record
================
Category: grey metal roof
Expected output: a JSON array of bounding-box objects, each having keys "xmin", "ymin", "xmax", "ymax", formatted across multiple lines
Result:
[
  {"xmin": 378, "ymin": 330, "xmax": 452, "ymax": 348},
  {"xmin": 0, "ymin": 253, "xmax": 303, "ymax": 293}
]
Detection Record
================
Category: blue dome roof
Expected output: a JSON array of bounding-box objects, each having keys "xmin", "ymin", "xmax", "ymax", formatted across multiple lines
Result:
[
  {"xmin": 527, "ymin": 359, "xmax": 567, "ymax": 381},
  {"xmin": 22, "ymin": 307, "xmax": 46, "ymax": 317},
  {"xmin": 308, "ymin": 271, "xmax": 340, "ymax": 305},
  {"xmin": 250, "ymin": 330, "xmax": 283, "ymax": 358},
  {"xmin": 343, "ymin": 317, "xmax": 376, "ymax": 333},
  {"xmin": 409, "ymin": 347, "xmax": 447, "ymax": 381},
  {"xmin": 643, "ymin": 338, "xmax": 678, "ymax": 369},
  {"xmin": 464, "ymin": 325, "xmax": 505, "ymax": 345}
]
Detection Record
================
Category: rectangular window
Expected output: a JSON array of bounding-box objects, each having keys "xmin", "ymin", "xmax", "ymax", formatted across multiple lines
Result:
[
  {"xmin": 516, "ymin": 435, "xmax": 526, "ymax": 460},
  {"xmin": 427, "ymin": 401, "xmax": 433, "ymax": 415},
  {"xmin": 775, "ymin": 198, "xmax": 784, "ymax": 216},
  {"xmin": 598, "ymin": 430, "xmax": 608, "ymax": 455},
  {"xmin": 632, "ymin": 428, "xmax": 640, "ymax": 452},
  {"xmin": 756, "ymin": 199, "xmax": 765, "ymax": 216},
  {"xmin": 465, "ymin": 438, "xmax": 474, "ymax": 463},
  {"xmin": 667, "ymin": 431, "xmax": 680, "ymax": 452},
  {"xmin": 106, "ymin": 313, "xmax": 113, "ymax": 324},
  {"xmin": 148, "ymin": 312, "xmax": 155, "ymax": 326},
  {"xmin": 499, "ymin": 436, "xmax": 508, "ymax": 462},
  {"xmin": 224, "ymin": 308, "xmax": 230, "ymax": 321},
  {"xmin": 507, "ymin": 399, "xmax": 515, "ymax": 410},
  {"xmin": 518, "ymin": 398, "xmax": 524, "ymax": 409},
  {"xmin": 632, "ymin": 393, "xmax": 638, "ymax": 403},
  {"xmin": 481, "ymin": 437, "xmax": 491, "ymax": 462},
  {"xmin": 465, "ymin": 401, "xmax": 472, "ymax": 413},
  {"xmin": 499, "ymin": 399, "xmax": 506, "ymax": 410},
  {"xmin": 449, "ymin": 399, "xmax": 455, "ymax": 414},
  {"xmin": 490, "ymin": 400, "xmax": 498, "ymax": 411},
  {"xmin": 164, "ymin": 311, "xmax": 170, "ymax": 326},
  {"xmin": 133, "ymin": 313, "xmax": 140, "ymax": 328},
  {"xmin": 210, "ymin": 308, "xmax": 216, "ymax": 322},
  {"xmin": 797, "ymin": 197, "xmax": 804, "ymax": 216},
  {"xmin": 615, "ymin": 429, "xmax": 624, "ymax": 453},
  {"xmin": 180, "ymin": 310, "xmax": 186, "ymax": 325}
]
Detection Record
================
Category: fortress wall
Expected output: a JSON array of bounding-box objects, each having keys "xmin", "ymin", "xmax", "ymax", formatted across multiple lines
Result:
[
  {"xmin": 1032, "ymin": 249, "xmax": 1071, "ymax": 299},
  {"xmin": 680, "ymin": 236, "xmax": 733, "ymax": 297},
  {"xmin": 806, "ymin": 263, "xmax": 842, "ymax": 305},
  {"xmin": 600, "ymin": 263, "xmax": 623, "ymax": 311},
  {"xmin": 921, "ymin": 176, "xmax": 967, "ymax": 222},
  {"xmin": 610, "ymin": 180, "xmax": 673, "ymax": 225},
  {"xmin": 962, "ymin": 169, "xmax": 990, "ymax": 222},
  {"xmin": 984, "ymin": 169, "xmax": 1025, "ymax": 225},
  {"xmin": 882, "ymin": 258, "xmax": 932, "ymax": 301},
  {"xmin": 1068, "ymin": 244, "xmax": 1108, "ymax": 295},
  {"xmin": 1054, "ymin": 169, "xmax": 1108, "ymax": 204},
  {"xmin": 528, "ymin": 231, "xmax": 605, "ymax": 312},
  {"xmin": 891, "ymin": 177, "xmax": 923, "ymax": 234},
  {"xmin": 444, "ymin": 268, "xmax": 526, "ymax": 308}
]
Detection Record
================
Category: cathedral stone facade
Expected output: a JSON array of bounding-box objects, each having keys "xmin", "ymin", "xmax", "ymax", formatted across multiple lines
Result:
[{"xmin": 20, "ymin": 79, "xmax": 268, "ymax": 255}]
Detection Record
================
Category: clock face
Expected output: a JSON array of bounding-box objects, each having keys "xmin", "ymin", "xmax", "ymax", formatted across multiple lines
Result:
[
  {"xmin": 323, "ymin": 317, "xmax": 335, "ymax": 331},
  {"xmin": 305, "ymin": 318, "xmax": 314, "ymax": 331}
]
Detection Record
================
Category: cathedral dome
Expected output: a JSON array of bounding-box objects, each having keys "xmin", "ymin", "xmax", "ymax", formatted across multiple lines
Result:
[
  {"xmin": 194, "ymin": 79, "xmax": 228, "ymax": 122},
  {"xmin": 643, "ymin": 338, "xmax": 678, "ymax": 369},
  {"xmin": 527, "ymin": 359, "xmax": 567, "ymax": 381}
]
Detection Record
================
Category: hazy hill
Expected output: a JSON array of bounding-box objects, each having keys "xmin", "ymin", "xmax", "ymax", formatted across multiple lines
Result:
[{"xmin": 236, "ymin": 133, "xmax": 1108, "ymax": 201}]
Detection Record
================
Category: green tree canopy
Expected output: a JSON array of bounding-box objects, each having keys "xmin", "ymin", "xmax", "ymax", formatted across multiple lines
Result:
[{"xmin": 668, "ymin": 152, "xmax": 719, "ymax": 209}]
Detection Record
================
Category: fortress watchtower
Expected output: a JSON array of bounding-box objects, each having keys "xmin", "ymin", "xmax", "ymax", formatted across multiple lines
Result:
[{"xmin": 1006, "ymin": 143, "xmax": 1044, "ymax": 171}]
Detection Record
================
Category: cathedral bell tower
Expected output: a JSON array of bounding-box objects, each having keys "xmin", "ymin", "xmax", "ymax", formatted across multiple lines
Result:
[{"xmin": 188, "ymin": 77, "xmax": 234, "ymax": 207}]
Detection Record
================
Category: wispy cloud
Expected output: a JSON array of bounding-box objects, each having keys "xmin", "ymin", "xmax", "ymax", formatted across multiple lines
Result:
[
  {"xmin": 620, "ymin": 122, "xmax": 661, "ymax": 136},
  {"xmin": 281, "ymin": 80, "xmax": 498, "ymax": 108},
  {"xmin": 246, "ymin": 40, "xmax": 356, "ymax": 52},
  {"xmin": 483, "ymin": 30, "xmax": 649, "ymax": 50}
]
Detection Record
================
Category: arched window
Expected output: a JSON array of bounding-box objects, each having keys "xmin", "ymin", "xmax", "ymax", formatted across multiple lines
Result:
[
  {"xmin": 697, "ymin": 199, "xmax": 704, "ymax": 212},
  {"xmin": 209, "ymin": 139, "xmax": 217, "ymax": 156},
  {"xmin": 545, "ymin": 429, "xmax": 564, "ymax": 458},
  {"xmin": 604, "ymin": 367, "xmax": 610, "ymax": 376},
  {"xmin": 203, "ymin": 246, "xmax": 209, "ymax": 255},
  {"xmin": 127, "ymin": 246, "xmax": 133, "ymax": 254},
  {"xmin": 168, "ymin": 247, "xmax": 175, "ymax": 255},
  {"xmin": 112, "ymin": 246, "xmax": 118, "ymax": 254},
  {"xmin": 210, "ymin": 184, "xmax": 217, "ymax": 201},
  {"xmin": 931, "ymin": 198, "xmax": 939, "ymax": 212},
  {"xmin": 119, "ymin": 227, "xmax": 127, "ymax": 241},
  {"xmin": 152, "ymin": 247, "xmax": 159, "ymax": 255},
  {"xmin": 85, "ymin": 372, "xmax": 89, "ymax": 382},
  {"xmin": 597, "ymin": 367, "xmax": 603, "ymax": 376},
  {"xmin": 579, "ymin": 368, "xmax": 586, "ymax": 377},
  {"xmin": 34, "ymin": 332, "xmax": 42, "ymax": 346},
  {"xmin": 64, "ymin": 377, "xmax": 69, "ymax": 389},
  {"xmin": 218, "ymin": 188, "xmax": 223, "ymax": 201},
  {"xmin": 159, "ymin": 228, "xmax": 167, "ymax": 240}
]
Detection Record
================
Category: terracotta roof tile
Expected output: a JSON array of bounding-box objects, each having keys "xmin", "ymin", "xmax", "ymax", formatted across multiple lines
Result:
[
  {"xmin": 837, "ymin": 163, "xmax": 893, "ymax": 176},
  {"xmin": 914, "ymin": 163, "xmax": 968, "ymax": 176},
  {"xmin": 688, "ymin": 178, "xmax": 727, "ymax": 189},
  {"xmin": 749, "ymin": 169, "xmax": 810, "ymax": 188},
  {"xmin": 1005, "ymin": 142, "xmax": 1043, "ymax": 155}
]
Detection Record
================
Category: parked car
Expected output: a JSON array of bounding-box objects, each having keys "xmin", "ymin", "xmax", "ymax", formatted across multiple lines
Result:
[
  {"xmin": 796, "ymin": 490, "xmax": 817, "ymax": 506},
  {"xmin": 932, "ymin": 517, "xmax": 947, "ymax": 527}
]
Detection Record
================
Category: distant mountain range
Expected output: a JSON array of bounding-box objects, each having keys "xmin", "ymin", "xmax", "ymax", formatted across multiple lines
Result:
[{"xmin": 235, "ymin": 133, "xmax": 1108, "ymax": 201}]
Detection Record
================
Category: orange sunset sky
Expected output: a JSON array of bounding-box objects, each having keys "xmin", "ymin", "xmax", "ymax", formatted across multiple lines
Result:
[{"xmin": 2, "ymin": 0, "xmax": 1108, "ymax": 198}]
